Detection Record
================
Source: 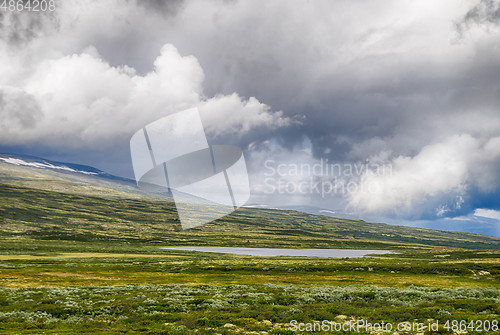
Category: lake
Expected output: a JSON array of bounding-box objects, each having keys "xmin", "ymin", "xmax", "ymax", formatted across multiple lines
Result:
[{"xmin": 160, "ymin": 247, "xmax": 393, "ymax": 258}]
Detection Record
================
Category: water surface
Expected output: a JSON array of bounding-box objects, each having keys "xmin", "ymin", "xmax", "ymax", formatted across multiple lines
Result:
[{"xmin": 160, "ymin": 247, "xmax": 393, "ymax": 258}]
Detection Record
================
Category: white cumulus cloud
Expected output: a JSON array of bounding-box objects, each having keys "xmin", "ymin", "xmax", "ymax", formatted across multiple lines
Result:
[
  {"xmin": 348, "ymin": 134, "xmax": 500, "ymax": 218},
  {"xmin": 1, "ymin": 43, "xmax": 289, "ymax": 149}
]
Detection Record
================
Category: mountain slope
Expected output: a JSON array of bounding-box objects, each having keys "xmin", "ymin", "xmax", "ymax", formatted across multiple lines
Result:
[
  {"xmin": 0, "ymin": 154, "xmax": 499, "ymax": 250},
  {"xmin": 0, "ymin": 153, "xmax": 128, "ymax": 180},
  {"xmin": 1, "ymin": 183, "xmax": 499, "ymax": 250},
  {"xmin": 0, "ymin": 153, "xmax": 166, "ymax": 200},
  {"xmin": 247, "ymin": 203, "xmax": 500, "ymax": 238}
]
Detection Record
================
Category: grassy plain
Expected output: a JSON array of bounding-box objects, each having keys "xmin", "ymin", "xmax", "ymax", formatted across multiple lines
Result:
[{"xmin": 0, "ymin": 180, "xmax": 499, "ymax": 334}]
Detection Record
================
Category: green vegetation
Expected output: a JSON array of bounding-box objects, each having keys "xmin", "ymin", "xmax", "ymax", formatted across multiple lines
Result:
[
  {"xmin": 0, "ymin": 284, "xmax": 498, "ymax": 334},
  {"xmin": 0, "ymin": 178, "xmax": 499, "ymax": 334},
  {"xmin": 1, "ymin": 184, "xmax": 498, "ymax": 250},
  {"xmin": 0, "ymin": 243, "xmax": 498, "ymax": 334},
  {"xmin": 0, "ymin": 241, "xmax": 498, "ymax": 289}
]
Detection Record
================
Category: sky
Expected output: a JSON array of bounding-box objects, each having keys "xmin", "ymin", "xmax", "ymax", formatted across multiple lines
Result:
[{"xmin": 1, "ymin": 0, "xmax": 500, "ymax": 229}]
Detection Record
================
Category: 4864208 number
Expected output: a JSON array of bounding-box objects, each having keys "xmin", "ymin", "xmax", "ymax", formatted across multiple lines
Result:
[
  {"xmin": 1, "ymin": 0, "xmax": 56, "ymax": 12},
  {"xmin": 444, "ymin": 319, "xmax": 499, "ymax": 332}
]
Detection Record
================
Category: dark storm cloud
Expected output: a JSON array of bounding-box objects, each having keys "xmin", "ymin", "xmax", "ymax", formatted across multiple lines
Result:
[
  {"xmin": 0, "ymin": 88, "xmax": 43, "ymax": 136},
  {"xmin": 133, "ymin": 0, "xmax": 186, "ymax": 16},
  {"xmin": 151, "ymin": 1, "xmax": 467, "ymax": 163},
  {"xmin": 458, "ymin": 0, "xmax": 500, "ymax": 32},
  {"xmin": 206, "ymin": 1, "xmax": 500, "ymax": 169},
  {"xmin": 0, "ymin": 8, "xmax": 57, "ymax": 47}
]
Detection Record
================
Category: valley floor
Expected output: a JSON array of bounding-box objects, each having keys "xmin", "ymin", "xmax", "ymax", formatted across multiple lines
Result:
[{"xmin": 0, "ymin": 240, "xmax": 498, "ymax": 334}]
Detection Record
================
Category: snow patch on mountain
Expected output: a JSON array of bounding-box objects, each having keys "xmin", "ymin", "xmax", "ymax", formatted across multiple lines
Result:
[{"xmin": 0, "ymin": 156, "xmax": 98, "ymax": 175}]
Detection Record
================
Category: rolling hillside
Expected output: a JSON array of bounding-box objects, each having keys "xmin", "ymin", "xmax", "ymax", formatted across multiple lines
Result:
[{"xmin": 0, "ymin": 156, "xmax": 499, "ymax": 251}]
